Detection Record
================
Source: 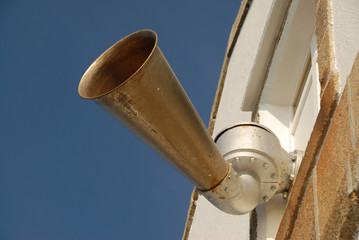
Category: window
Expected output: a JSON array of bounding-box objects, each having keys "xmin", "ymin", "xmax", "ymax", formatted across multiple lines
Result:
[{"xmin": 289, "ymin": 36, "xmax": 320, "ymax": 153}]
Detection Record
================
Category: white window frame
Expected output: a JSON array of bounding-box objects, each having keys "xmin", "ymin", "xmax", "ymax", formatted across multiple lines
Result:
[{"xmin": 289, "ymin": 35, "xmax": 321, "ymax": 153}]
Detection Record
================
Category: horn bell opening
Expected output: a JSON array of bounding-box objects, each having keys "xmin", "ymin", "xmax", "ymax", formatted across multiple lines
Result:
[{"xmin": 78, "ymin": 30, "xmax": 157, "ymax": 99}]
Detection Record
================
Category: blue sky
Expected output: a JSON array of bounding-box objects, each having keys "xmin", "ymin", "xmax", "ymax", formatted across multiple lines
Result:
[{"xmin": 0, "ymin": 0, "xmax": 241, "ymax": 239}]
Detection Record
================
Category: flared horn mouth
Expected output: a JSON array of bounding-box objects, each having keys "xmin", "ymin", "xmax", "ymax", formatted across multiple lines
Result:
[
  {"xmin": 78, "ymin": 29, "xmax": 229, "ymax": 191},
  {"xmin": 79, "ymin": 30, "xmax": 157, "ymax": 99}
]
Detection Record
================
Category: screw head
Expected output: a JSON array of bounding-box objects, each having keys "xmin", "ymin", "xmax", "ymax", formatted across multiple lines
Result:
[
  {"xmin": 290, "ymin": 173, "xmax": 295, "ymax": 180},
  {"xmin": 263, "ymin": 196, "xmax": 268, "ymax": 202},
  {"xmin": 228, "ymin": 175, "xmax": 231, "ymax": 180},
  {"xmin": 271, "ymin": 185, "xmax": 277, "ymax": 191},
  {"xmin": 271, "ymin": 173, "xmax": 276, "ymax": 179},
  {"xmin": 235, "ymin": 157, "xmax": 240, "ymax": 161},
  {"xmin": 263, "ymin": 163, "xmax": 269, "ymax": 169},
  {"xmin": 283, "ymin": 191, "xmax": 289, "ymax": 199}
]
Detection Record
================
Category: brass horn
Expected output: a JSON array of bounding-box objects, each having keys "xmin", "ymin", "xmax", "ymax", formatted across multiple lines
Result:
[{"xmin": 78, "ymin": 30, "xmax": 228, "ymax": 191}]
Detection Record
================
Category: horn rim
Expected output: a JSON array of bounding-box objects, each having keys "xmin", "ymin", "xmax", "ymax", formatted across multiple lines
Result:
[{"xmin": 78, "ymin": 29, "xmax": 158, "ymax": 99}]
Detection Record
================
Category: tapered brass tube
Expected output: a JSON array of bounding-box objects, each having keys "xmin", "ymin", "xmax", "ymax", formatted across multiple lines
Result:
[{"xmin": 78, "ymin": 30, "xmax": 228, "ymax": 190}]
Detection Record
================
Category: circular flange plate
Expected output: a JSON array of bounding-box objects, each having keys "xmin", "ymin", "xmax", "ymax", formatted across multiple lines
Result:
[{"xmin": 228, "ymin": 153, "xmax": 279, "ymax": 205}]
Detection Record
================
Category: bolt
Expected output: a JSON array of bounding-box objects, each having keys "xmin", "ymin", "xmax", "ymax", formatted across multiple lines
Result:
[
  {"xmin": 271, "ymin": 173, "xmax": 276, "ymax": 179},
  {"xmin": 263, "ymin": 196, "xmax": 268, "ymax": 202},
  {"xmin": 283, "ymin": 191, "xmax": 289, "ymax": 199},
  {"xmin": 291, "ymin": 156, "xmax": 296, "ymax": 162},
  {"xmin": 290, "ymin": 173, "xmax": 295, "ymax": 181},
  {"xmin": 250, "ymin": 157, "xmax": 255, "ymax": 162},
  {"xmin": 271, "ymin": 185, "xmax": 277, "ymax": 191},
  {"xmin": 263, "ymin": 163, "xmax": 269, "ymax": 169},
  {"xmin": 228, "ymin": 175, "xmax": 231, "ymax": 180},
  {"xmin": 235, "ymin": 157, "xmax": 240, "ymax": 161}
]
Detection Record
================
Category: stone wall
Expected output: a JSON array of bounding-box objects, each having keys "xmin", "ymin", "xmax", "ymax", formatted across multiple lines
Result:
[{"xmin": 276, "ymin": 0, "xmax": 359, "ymax": 239}]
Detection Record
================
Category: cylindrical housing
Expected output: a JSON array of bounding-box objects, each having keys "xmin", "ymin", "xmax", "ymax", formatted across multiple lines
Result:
[
  {"xmin": 215, "ymin": 123, "xmax": 292, "ymax": 193},
  {"xmin": 78, "ymin": 30, "xmax": 228, "ymax": 190}
]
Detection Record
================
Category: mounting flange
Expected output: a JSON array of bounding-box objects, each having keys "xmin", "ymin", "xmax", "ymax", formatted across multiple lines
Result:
[{"xmin": 215, "ymin": 123, "xmax": 293, "ymax": 205}]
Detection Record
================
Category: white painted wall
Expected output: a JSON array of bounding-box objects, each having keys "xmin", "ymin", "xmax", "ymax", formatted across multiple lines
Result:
[
  {"xmin": 188, "ymin": 1, "xmax": 278, "ymax": 239},
  {"xmin": 257, "ymin": 104, "xmax": 291, "ymax": 151},
  {"xmin": 212, "ymin": 0, "xmax": 276, "ymax": 138},
  {"xmin": 188, "ymin": 195, "xmax": 250, "ymax": 240},
  {"xmin": 256, "ymin": 195, "xmax": 287, "ymax": 240},
  {"xmin": 332, "ymin": 0, "xmax": 359, "ymax": 92}
]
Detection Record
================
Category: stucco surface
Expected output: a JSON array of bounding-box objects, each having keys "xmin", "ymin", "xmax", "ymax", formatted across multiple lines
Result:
[{"xmin": 332, "ymin": 0, "xmax": 359, "ymax": 91}]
